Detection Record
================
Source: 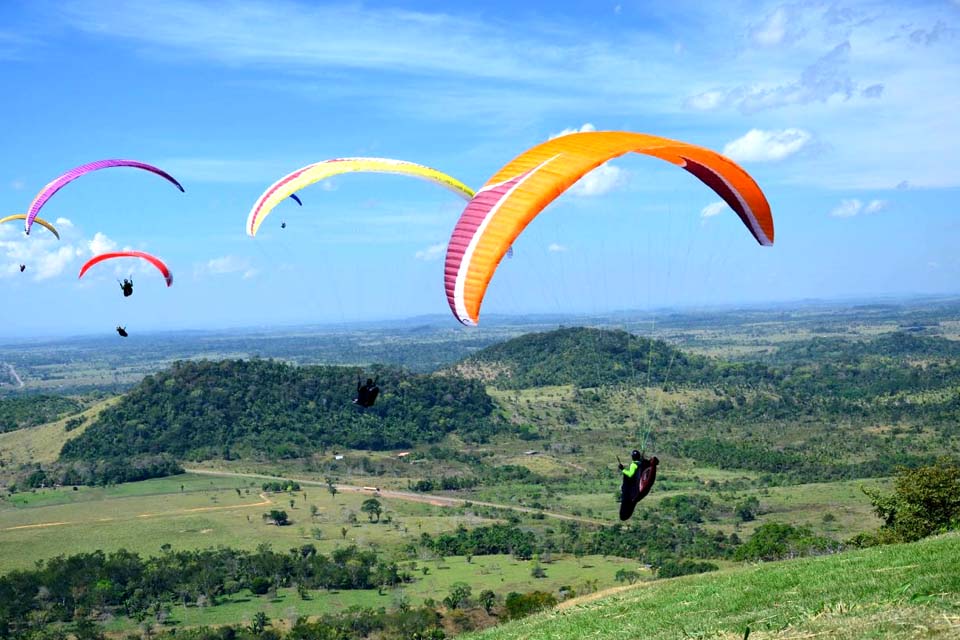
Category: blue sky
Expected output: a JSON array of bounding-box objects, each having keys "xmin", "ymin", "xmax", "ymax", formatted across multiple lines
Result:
[{"xmin": 1, "ymin": 0, "xmax": 958, "ymax": 336}]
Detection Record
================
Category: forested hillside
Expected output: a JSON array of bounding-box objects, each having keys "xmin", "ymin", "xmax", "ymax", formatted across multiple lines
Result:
[
  {"xmin": 457, "ymin": 327, "xmax": 771, "ymax": 389},
  {"xmin": 61, "ymin": 359, "xmax": 499, "ymax": 462},
  {"xmin": 0, "ymin": 395, "xmax": 82, "ymax": 433}
]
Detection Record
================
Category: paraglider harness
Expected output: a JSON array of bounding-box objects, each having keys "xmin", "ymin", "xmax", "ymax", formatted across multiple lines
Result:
[
  {"xmin": 618, "ymin": 450, "xmax": 659, "ymax": 521},
  {"xmin": 353, "ymin": 376, "xmax": 380, "ymax": 408},
  {"xmin": 116, "ymin": 326, "xmax": 129, "ymax": 338},
  {"xmin": 19, "ymin": 264, "xmax": 25, "ymax": 273},
  {"xmin": 119, "ymin": 278, "xmax": 134, "ymax": 297}
]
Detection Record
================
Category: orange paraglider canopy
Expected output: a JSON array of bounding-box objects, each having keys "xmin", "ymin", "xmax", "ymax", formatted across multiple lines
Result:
[{"xmin": 444, "ymin": 131, "xmax": 774, "ymax": 325}]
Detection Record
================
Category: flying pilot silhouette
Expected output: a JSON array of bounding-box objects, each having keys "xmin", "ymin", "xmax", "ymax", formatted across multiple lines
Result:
[
  {"xmin": 116, "ymin": 326, "xmax": 129, "ymax": 338},
  {"xmin": 353, "ymin": 376, "xmax": 380, "ymax": 408},
  {"xmin": 19, "ymin": 264, "xmax": 25, "ymax": 273},
  {"xmin": 119, "ymin": 278, "xmax": 134, "ymax": 297}
]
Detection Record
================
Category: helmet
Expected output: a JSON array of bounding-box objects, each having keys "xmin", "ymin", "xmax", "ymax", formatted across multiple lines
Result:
[{"xmin": 631, "ymin": 449, "xmax": 642, "ymax": 461}]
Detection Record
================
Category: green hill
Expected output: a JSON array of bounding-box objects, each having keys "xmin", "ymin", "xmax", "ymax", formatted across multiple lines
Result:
[
  {"xmin": 467, "ymin": 533, "xmax": 960, "ymax": 639},
  {"xmin": 61, "ymin": 359, "xmax": 499, "ymax": 462},
  {"xmin": 455, "ymin": 327, "xmax": 769, "ymax": 389}
]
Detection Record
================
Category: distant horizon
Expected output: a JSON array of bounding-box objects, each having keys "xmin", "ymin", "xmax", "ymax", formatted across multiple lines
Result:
[{"xmin": 2, "ymin": 291, "xmax": 957, "ymax": 345}]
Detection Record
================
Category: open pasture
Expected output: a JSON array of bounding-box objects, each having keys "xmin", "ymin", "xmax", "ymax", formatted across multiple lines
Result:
[{"xmin": 0, "ymin": 473, "xmax": 497, "ymax": 572}]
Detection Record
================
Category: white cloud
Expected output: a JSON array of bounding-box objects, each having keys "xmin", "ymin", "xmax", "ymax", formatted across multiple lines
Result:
[
  {"xmin": 242, "ymin": 268, "xmax": 259, "ymax": 280},
  {"xmin": 0, "ymin": 221, "xmax": 86, "ymax": 281},
  {"xmin": 829, "ymin": 198, "xmax": 889, "ymax": 218},
  {"xmin": 830, "ymin": 199, "xmax": 862, "ymax": 217},
  {"xmin": 548, "ymin": 243, "xmax": 567, "ymax": 252},
  {"xmin": 55, "ymin": 217, "xmax": 74, "ymax": 228},
  {"xmin": 700, "ymin": 201, "xmax": 727, "ymax": 218},
  {"xmin": 33, "ymin": 246, "xmax": 79, "ymax": 280},
  {"xmin": 569, "ymin": 163, "xmax": 625, "ymax": 197},
  {"xmin": 204, "ymin": 255, "xmax": 249, "ymax": 275},
  {"xmin": 723, "ymin": 128, "xmax": 812, "ymax": 163},
  {"xmin": 414, "ymin": 243, "xmax": 446, "ymax": 261},
  {"xmin": 686, "ymin": 42, "xmax": 857, "ymax": 113},
  {"xmin": 752, "ymin": 7, "xmax": 789, "ymax": 46},
  {"xmin": 549, "ymin": 122, "xmax": 596, "ymax": 139},
  {"xmin": 88, "ymin": 232, "xmax": 118, "ymax": 255},
  {"xmin": 548, "ymin": 124, "xmax": 625, "ymax": 196},
  {"xmin": 685, "ymin": 90, "xmax": 725, "ymax": 110}
]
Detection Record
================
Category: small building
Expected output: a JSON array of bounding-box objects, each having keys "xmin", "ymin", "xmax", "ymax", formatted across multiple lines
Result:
[
  {"xmin": 334, "ymin": 454, "xmax": 345, "ymax": 460},
  {"xmin": 524, "ymin": 450, "xmax": 539, "ymax": 456},
  {"xmin": 396, "ymin": 452, "xmax": 411, "ymax": 458}
]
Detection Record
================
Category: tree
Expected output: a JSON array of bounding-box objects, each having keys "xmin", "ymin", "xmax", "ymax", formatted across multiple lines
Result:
[
  {"xmin": 614, "ymin": 568, "xmax": 640, "ymax": 584},
  {"xmin": 249, "ymin": 611, "xmax": 269, "ymax": 634},
  {"xmin": 362, "ymin": 498, "xmax": 383, "ymax": 523},
  {"xmin": 864, "ymin": 459, "xmax": 960, "ymax": 543},
  {"xmin": 443, "ymin": 582, "xmax": 472, "ymax": 609},
  {"xmin": 310, "ymin": 504, "xmax": 319, "ymax": 519},
  {"xmin": 289, "ymin": 499, "xmax": 295, "ymax": 509},
  {"xmin": 263, "ymin": 510, "xmax": 289, "ymax": 526},
  {"xmin": 530, "ymin": 561, "xmax": 546, "ymax": 579},
  {"xmin": 479, "ymin": 589, "xmax": 497, "ymax": 614},
  {"xmin": 735, "ymin": 496, "xmax": 760, "ymax": 522}
]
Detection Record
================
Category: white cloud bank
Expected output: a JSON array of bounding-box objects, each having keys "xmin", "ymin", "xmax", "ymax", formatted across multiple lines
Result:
[
  {"xmin": 829, "ymin": 198, "xmax": 888, "ymax": 217},
  {"xmin": 88, "ymin": 232, "xmax": 118, "ymax": 256},
  {"xmin": 700, "ymin": 201, "xmax": 728, "ymax": 218},
  {"xmin": 723, "ymin": 128, "xmax": 812, "ymax": 163},
  {"xmin": 414, "ymin": 243, "xmax": 446, "ymax": 261}
]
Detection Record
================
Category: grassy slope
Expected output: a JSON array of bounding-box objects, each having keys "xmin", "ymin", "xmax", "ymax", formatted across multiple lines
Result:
[
  {"xmin": 467, "ymin": 533, "xmax": 960, "ymax": 639},
  {"xmin": 0, "ymin": 396, "xmax": 118, "ymax": 470}
]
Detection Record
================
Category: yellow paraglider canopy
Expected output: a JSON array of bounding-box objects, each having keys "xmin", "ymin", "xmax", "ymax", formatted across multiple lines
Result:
[{"xmin": 0, "ymin": 214, "xmax": 60, "ymax": 240}]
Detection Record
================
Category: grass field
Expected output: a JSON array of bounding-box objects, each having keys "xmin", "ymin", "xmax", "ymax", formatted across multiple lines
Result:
[
  {"xmin": 103, "ymin": 553, "xmax": 639, "ymax": 632},
  {"xmin": 466, "ymin": 533, "xmax": 960, "ymax": 639},
  {"xmin": 0, "ymin": 473, "xmax": 500, "ymax": 572}
]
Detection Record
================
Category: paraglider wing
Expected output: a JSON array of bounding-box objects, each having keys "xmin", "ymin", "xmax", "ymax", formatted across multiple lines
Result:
[
  {"xmin": 25, "ymin": 159, "xmax": 184, "ymax": 234},
  {"xmin": 444, "ymin": 131, "xmax": 774, "ymax": 326},
  {"xmin": 0, "ymin": 214, "xmax": 60, "ymax": 239},
  {"xmin": 246, "ymin": 158, "xmax": 476, "ymax": 237},
  {"xmin": 289, "ymin": 193, "xmax": 303, "ymax": 206},
  {"xmin": 619, "ymin": 473, "xmax": 641, "ymax": 522},
  {"xmin": 79, "ymin": 250, "xmax": 173, "ymax": 287}
]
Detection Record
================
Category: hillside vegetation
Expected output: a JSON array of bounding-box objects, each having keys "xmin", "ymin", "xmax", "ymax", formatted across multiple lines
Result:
[
  {"xmin": 467, "ymin": 533, "xmax": 960, "ymax": 640},
  {"xmin": 0, "ymin": 396, "xmax": 117, "ymax": 469},
  {"xmin": 0, "ymin": 395, "xmax": 83, "ymax": 433},
  {"xmin": 62, "ymin": 359, "xmax": 499, "ymax": 462},
  {"xmin": 457, "ymin": 327, "xmax": 769, "ymax": 389}
]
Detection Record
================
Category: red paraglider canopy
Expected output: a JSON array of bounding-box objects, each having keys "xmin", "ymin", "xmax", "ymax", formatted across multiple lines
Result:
[{"xmin": 78, "ymin": 250, "xmax": 173, "ymax": 287}]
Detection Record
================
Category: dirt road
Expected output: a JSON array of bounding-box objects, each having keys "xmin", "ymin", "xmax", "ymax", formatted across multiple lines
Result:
[{"xmin": 185, "ymin": 468, "xmax": 609, "ymax": 527}]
